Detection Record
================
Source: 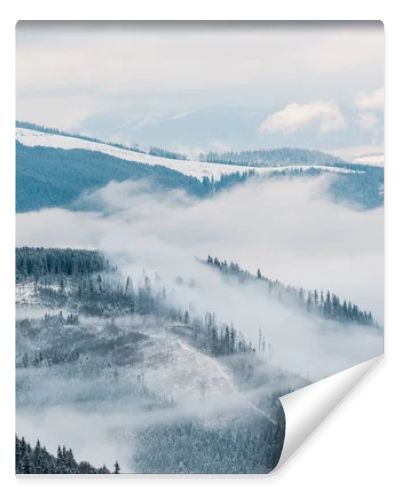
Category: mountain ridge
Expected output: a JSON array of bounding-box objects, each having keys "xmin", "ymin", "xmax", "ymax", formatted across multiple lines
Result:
[
  {"xmin": 17, "ymin": 120, "xmax": 350, "ymax": 167},
  {"xmin": 16, "ymin": 122, "xmax": 384, "ymax": 212}
]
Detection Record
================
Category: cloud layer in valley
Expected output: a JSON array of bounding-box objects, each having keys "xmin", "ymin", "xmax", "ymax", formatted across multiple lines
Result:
[{"xmin": 16, "ymin": 176, "xmax": 384, "ymax": 380}]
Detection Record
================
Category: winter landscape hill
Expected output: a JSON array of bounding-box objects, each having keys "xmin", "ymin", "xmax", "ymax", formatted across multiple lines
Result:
[{"xmin": 16, "ymin": 123, "xmax": 384, "ymax": 212}]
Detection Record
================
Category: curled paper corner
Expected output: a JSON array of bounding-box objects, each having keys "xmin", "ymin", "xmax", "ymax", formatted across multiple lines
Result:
[{"xmin": 275, "ymin": 355, "xmax": 383, "ymax": 471}]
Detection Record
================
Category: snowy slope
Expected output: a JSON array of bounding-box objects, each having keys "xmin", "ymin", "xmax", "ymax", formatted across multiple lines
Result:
[{"xmin": 16, "ymin": 127, "xmax": 358, "ymax": 180}]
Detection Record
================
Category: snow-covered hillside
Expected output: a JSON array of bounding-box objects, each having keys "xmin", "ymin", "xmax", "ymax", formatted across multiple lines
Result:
[{"xmin": 16, "ymin": 127, "xmax": 357, "ymax": 180}]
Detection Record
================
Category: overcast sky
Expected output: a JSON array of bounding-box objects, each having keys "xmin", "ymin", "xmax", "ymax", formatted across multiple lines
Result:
[{"xmin": 16, "ymin": 21, "xmax": 384, "ymax": 154}]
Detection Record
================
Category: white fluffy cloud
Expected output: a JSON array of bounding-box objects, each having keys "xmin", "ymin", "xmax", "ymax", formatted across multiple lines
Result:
[
  {"xmin": 354, "ymin": 88, "xmax": 384, "ymax": 110},
  {"xmin": 258, "ymin": 100, "xmax": 345, "ymax": 134}
]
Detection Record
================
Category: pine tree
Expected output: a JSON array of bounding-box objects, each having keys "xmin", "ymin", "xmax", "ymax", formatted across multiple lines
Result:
[
  {"xmin": 33, "ymin": 439, "xmax": 41, "ymax": 468},
  {"xmin": 16, "ymin": 436, "xmax": 112, "ymax": 474},
  {"xmin": 324, "ymin": 291, "xmax": 332, "ymax": 317},
  {"xmin": 184, "ymin": 310, "xmax": 189, "ymax": 324},
  {"xmin": 22, "ymin": 449, "xmax": 33, "ymax": 474},
  {"xmin": 313, "ymin": 289, "xmax": 319, "ymax": 306},
  {"xmin": 306, "ymin": 292, "xmax": 312, "ymax": 312},
  {"xmin": 16, "ymin": 436, "xmax": 23, "ymax": 473},
  {"xmin": 343, "ymin": 300, "xmax": 348, "ymax": 318},
  {"xmin": 125, "ymin": 276, "xmax": 133, "ymax": 295}
]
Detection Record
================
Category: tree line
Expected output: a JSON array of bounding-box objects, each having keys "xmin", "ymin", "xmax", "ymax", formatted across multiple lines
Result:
[
  {"xmin": 205, "ymin": 256, "xmax": 376, "ymax": 327},
  {"xmin": 55, "ymin": 272, "xmax": 256, "ymax": 358},
  {"xmin": 16, "ymin": 247, "xmax": 110, "ymax": 281},
  {"xmin": 199, "ymin": 147, "xmax": 342, "ymax": 167},
  {"xmin": 149, "ymin": 146, "xmax": 187, "ymax": 160},
  {"xmin": 16, "ymin": 436, "xmax": 120, "ymax": 474},
  {"xmin": 17, "ymin": 248, "xmax": 256, "ymax": 359},
  {"xmin": 17, "ymin": 120, "xmax": 144, "ymax": 154}
]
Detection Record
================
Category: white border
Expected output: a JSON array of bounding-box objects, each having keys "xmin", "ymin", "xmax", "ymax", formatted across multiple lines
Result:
[{"xmin": 1, "ymin": 2, "xmax": 398, "ymax": 498}]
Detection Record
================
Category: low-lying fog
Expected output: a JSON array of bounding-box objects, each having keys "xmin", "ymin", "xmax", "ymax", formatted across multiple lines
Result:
[
  {"xmin": 16, "ymin": 175, "xmax": 384, "ymax": 380},
  {"xmin": 16, "ymin": 175, "xmax": 384, "ymax": 470}
]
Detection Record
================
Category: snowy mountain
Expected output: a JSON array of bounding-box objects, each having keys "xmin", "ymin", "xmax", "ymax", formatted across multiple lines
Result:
[
  {"xmin": 16, "ymin": 124, "xmax": 383, "ymax": 212},
  {"xmin": 16, "ymin": 126, "xmax": 357, "ymax": 181},
  {"xmin": 16, "ymin": 127, "xmax": 256, "ymax": 181}
]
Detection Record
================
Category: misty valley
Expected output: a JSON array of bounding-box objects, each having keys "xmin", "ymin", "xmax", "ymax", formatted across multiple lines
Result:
[
  {"xmin": 14, "ymin": 21, "xmax": 385, "ymax": 478},
  {"xmin": 15, "ymin": 247, "xmax": 382, "ymax": 473},
  {"xmin": 15, "ymin": 127, "xmax": 384, "ymax": 474}
]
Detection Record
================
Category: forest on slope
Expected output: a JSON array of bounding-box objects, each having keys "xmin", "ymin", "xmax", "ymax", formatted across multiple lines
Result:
[
  {"xmin": 199, "ymin": 147, "xmax": 343, "ymax": 167},
  {"xmin": 15, "ymin": 248, "xmax": 382, "ymax": 473},
  {"xmin": 16, "ymin": 141, "xmax": 254, "ymax": 213},
  {"xmin": 16, "ymin": 436, "xmax": 118, "ymax": 474},
  {"xmin": 16, "ymin": 123, "xmax": 383, "ymax": 212},
  {"xmin": 205, "ymin": 256, "xmax": 377, "ymax": 327},
  {"xmin": 16, "ymin": 247, "xmax": 291, "ymax": 473}
]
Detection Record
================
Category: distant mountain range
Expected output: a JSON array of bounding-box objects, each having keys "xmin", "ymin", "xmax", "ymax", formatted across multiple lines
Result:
[
  {"xmin": 17, "ymin": 120, "xmax": 351, "ymax": 166},
  {"xmin": 75, "ymin": 104, "xmax": 384, "ymax": 157}
]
